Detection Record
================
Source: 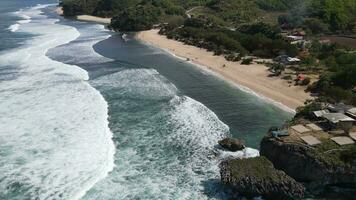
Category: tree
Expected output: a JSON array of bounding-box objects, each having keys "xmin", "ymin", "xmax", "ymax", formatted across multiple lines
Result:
[{"xmin": 303, "ymin": 18, "xmax": 329, "ymax": 34}]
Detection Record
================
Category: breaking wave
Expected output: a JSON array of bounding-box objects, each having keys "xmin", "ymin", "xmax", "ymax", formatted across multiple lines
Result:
[
  {"xmin": 82, "ymin": 68, "xmax": 259, "ymax": 199},
  {"xmin": 0, "ymin": 4, "xmax": 115, "ymax": 200}
]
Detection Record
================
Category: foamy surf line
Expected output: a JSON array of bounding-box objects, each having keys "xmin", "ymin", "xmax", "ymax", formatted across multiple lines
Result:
[
  {"xmin": 8, "ymin": 23, "xmax": 20, "ymax": 32},
  {"xmin": 8, "ymin": 8, "xmax": 33, "ymax": 32},
  {"xmin": 1, "ymin": 4, "xmax": 115, "ymax": 200},
  {"xmin": 152, "ymin": 45, "xmax": 296, "ymax": 114}
]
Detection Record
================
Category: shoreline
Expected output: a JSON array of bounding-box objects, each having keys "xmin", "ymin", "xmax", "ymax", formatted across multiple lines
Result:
[
  {"xmin": 54, "ymin": 6, "xmax": 310, "ymax": 112},
  {"xmin": 55, "ymin": 6, "xmax": 111, "ymax": 25},
  {"xmin": 137, "ymin": 30, "xmax": 311, "ymax": 111}
]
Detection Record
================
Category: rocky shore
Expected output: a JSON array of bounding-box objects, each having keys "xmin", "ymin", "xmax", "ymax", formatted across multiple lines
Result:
[
  {"xmin": 219, "ymin": 135, "xmax": 356, "ymax": 199},
  {"xmin": 260, "ymin": 135, "xmax": 356, "ymax": 190},
  {"xmin": 220, "ymin": 157, "xmax": 305, "ymax": 199}
]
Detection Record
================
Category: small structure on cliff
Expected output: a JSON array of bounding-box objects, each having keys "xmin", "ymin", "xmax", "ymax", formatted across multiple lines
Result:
[
  {"xmin": 350, "ymin": 132, "xmax": 356, "ymax": 141},
  {"xmin": 327, "ymin": 103, "xmax": 353, "ymax": 113},
  {"xmin": 312, "ymin": 103, "xmax": 356, "ymax": 132},
  {"xmin": 346, "ymin": 107, "xmax": 356, "ymax": 119},
  {"xmin": 322, "ymin": 113, "xmax": 355, "ymax": 131},
  {"xmin": 271, "ymin": 130, "xmax": 289, "ymax": 137}
]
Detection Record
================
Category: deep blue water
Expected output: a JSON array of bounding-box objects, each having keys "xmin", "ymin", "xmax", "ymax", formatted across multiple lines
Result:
[{"xmin": 0, "ymin": 1, "xmax": 294, "ymax": 199}]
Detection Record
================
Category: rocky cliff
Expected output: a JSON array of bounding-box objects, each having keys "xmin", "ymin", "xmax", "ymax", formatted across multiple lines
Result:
[
  {"xmin": 260, "ymin": 135, "xmax": 356, "ymax": 189},
  {"xmin": 220, "ymin": 157, "xmax": 305, "ymax": 199}
]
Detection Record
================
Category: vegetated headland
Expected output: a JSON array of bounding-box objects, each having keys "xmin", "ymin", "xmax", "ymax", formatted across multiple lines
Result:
[{"xmin": 59, "ymin": 0, "xmax": 356, "ymax": 199}]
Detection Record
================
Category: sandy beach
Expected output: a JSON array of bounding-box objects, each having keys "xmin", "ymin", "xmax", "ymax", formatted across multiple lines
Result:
[
  {"xmin": 55, "ymin": 7, "xmax": 111, "ymax": 24},
  {"xmin": 137, "ymin": 30, "xmax": 311, "ymax": 111}
]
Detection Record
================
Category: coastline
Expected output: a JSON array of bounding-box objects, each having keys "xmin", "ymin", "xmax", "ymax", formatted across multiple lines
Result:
[
  {"xmin": 55, "ymin": 6, "xmax": 111, "ymax": 24},
  {"xmin": 55, "ymin": 5, "xmax": 310, "ymax": 111},
  {"xmin": 137, "ymin": 29, "xmax": 311, "ymax": 111}
]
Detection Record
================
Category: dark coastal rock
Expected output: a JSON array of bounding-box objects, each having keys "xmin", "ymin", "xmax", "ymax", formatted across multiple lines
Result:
[
  {"xmin": 260, "ymin": 135, "xmax": 356, "ymax": 189},
  {"xmin": 220, "ymin": 157, "xmax": 305, "ymax": 199},
  {"xmin": 218, "ymin": 138, "xmax": 245, "ymax": 151}
]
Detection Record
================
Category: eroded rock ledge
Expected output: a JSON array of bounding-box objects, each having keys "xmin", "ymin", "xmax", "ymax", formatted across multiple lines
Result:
[
  {"xmin": 220, "ymin": 156, "xmax": 305, "ymax": 200},
  {"xmin": 219, "ymin": 134, "xmax": 356, "ymax": 199},
  {"xmin": 260, "ymin": 135, "xmax": 356, "ymax": 189}
]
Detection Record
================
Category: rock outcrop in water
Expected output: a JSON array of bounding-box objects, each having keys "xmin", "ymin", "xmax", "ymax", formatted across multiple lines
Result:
[
  {"xmin": 218, "ymin": 138, "xmax": 245, "ymax": 151},
  {"xmin": 220, "ymin": 156, "xmax": 305, "ymax": 199},
  {"xmin": 260, "ymin": 135, "xmax": 356, "ymax": 189}
]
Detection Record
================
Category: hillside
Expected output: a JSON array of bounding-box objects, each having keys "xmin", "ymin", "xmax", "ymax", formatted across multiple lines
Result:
[{"xmin": 60, "ymin": 0, "xmax": 356, "ymax": 32}]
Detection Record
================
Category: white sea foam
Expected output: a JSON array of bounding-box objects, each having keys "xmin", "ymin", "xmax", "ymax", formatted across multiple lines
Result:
[
  {"xmin": 91, "ymin": 68, "xmax": 178, "ymax": 99},
  {"xmin": 7, "ymin": 23, "xmax": 20, "ymax": 32},
  {"xmin": 121, "ymin": 33, "xmax": 130, "ymax": 41},
  {"xmin": 84, "ymin": 68, "xmax": 259, "ymax": 199},
  {"xmin": 48, "ymin": 23, "xmax": 113, "ymax": 65},
  {"xmin": 217, "ymin": 147, "xmax": 260, "ymax": 160},
  {"xmin": 7, "ymin": 8, "xmax": 33, "ymax": 32},
  {"xmin": 0, "ymin": 4, "xmax": 114, "ymax": 200}
]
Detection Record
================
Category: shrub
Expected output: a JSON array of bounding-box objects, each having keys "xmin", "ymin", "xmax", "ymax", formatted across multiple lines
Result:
[
  {"xmin": 241, "ymin": 58, "xmax": 253, "ymax": 65},
  {"xmin": 301, "ymin": 77, "xmax": 311, "ymax": 85},
  {"xmin": 268, "ymin": 63, "xmax": 285, "ymax": 74},
  {"xmin": 282, "ymin": 75, "xmax": 292, "ymax": 80}
]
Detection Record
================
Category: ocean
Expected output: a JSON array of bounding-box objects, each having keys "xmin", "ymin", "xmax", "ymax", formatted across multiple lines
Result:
[{"xmin": 0, "ymin": 1, "xmax": 291, "ymax": 199}]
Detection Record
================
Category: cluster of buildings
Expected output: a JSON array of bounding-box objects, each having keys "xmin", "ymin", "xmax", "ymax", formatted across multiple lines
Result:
[
  {"xmin": 272, "ymin": 103, "xmax": 356, "ymax": 146},
  {"xmin": 274, "ymin": 30, "xmax": 311, "ymax": 65},
  {"xmin": 314, "ymin": 103, "xmax": 356, "ymax": 131},
  {"xmin": 284, "ymin": 30, "xmax": 311, "ymax": 48}
]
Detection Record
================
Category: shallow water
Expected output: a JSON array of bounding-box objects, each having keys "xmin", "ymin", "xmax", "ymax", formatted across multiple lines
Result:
[{"xmin": 0, "ymin": 1, "xmax": 292, "ymax": 199}]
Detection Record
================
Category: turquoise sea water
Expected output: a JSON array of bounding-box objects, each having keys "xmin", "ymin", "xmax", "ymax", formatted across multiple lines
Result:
[{"xmin": 0, "ymin": 1, "xmax": 293, "ymax": 199}]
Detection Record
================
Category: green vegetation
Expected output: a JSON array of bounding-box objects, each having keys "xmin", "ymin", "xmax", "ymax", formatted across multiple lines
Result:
[
  {"xmin": 60, "ymin": 0, "xmax": 356, "ymax": 33},
  {"xmin": 306, "ymin": 42, "xmax": 356, "ymax": 105},
  {"xmin": 160, "ymin": 19, "xmax": 298, "ymax": 58},
  {"xmin": 315, "ymin": 139, "xmax": 356, "ymax": 167},
  {"xmin": 60, "ymin": 0, "xmax": 356, "ymax": 110},
  {"xmin": 61, "ymin": 0, "xmax": 208, "ymax": 31},
  {"xmin": 267, "ymin": 62, "xmax": 285, "ymax": 76},
  {"xmin": 225, "ymin": 156, "xmax": 282, "ymax": 181},
  {"xmin": 294, "ymin": 40, "xmax": 356, "ymax": 120},
  {"xmin": 241, "ymin": 58, "xmax": 253, "ymax": 65},
  {"xmin": 110, "ymin": 4, "xmax": 161, "ymax": 31}
]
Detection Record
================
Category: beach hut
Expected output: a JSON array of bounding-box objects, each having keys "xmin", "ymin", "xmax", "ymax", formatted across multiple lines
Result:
[
  {"xmin": 346, "ymin": 107, "xmax": 356, "ymax": 119},
  {"xmin": 271, "ymin": 130, "xmax": 289, "ymax": 138},
  {"xmin": 322, "ymin": 113, "xmax": 355, "ymax": 131},
  {"xmin": 286, "ymin": 35, "xmax": 303, "ymax": 41},
  {"xmin": 274, "ymin": 55, "xmax": 300, "ymax": 65},
  {"xmin": 349, "ymin": 132, "xmax": 356, "ymax": 141},
  {"xmin": 287, "ymin": 57, "xmax": 301, "ymax": 64},
  {"xmin": 313, "ymin": 109, "xmax": 329, "ymax": 118},
  {"xmin": 327, "ymin": 103, "xmax": 353, "ymax": 113}
]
